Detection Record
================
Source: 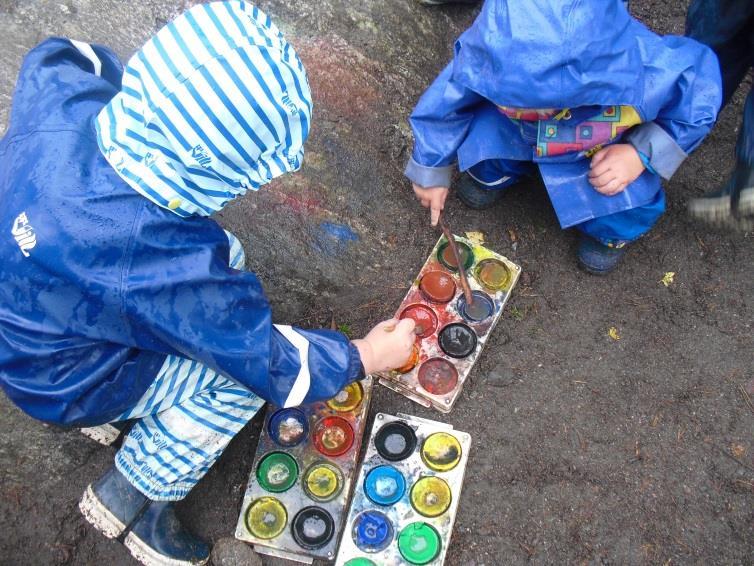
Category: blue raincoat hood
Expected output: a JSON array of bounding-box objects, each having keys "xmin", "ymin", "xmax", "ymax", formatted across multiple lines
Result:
[{"xmin": 452, "ymin": 0, "xmax": 645, "ymax": 108}]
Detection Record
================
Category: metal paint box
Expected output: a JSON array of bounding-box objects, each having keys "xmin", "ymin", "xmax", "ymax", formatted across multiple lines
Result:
[
  {"xmin": 379, "ymin": 235, "xmax": 520, "ymax": 412},
  {"xmin": 234, "ymin": 376, "xmax": 374, "ymax": 564},
  {"xmin": 335, "ymin": 413, "xmax": 471, "ymax": 566}
]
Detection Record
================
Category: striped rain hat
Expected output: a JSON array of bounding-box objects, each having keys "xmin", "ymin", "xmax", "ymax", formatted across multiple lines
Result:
[{"xmin": 96, "ymin": 1, "xmax": 312, "ymax": 217}]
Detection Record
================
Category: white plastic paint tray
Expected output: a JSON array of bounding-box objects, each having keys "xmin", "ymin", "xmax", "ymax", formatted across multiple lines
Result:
[
  {"xmin": 235, "ymin": 376, "xmax": 373, "ymax": 563},
  {"xmin": 379, "ymin": 235, "xmax": 520, "ymax": 412}
]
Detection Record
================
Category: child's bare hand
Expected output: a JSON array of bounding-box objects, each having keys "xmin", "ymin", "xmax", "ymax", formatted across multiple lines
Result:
[
  {"xmin": 352, "ymin": 318, "xmax": 417, "ymax": 375},
  {"xmin": 588, "ymin": 144, "xmax": 645, "ymax": 196},
  {"xmin": 413, "ymin": 183, "xmax": 449, "ymax": 226}
]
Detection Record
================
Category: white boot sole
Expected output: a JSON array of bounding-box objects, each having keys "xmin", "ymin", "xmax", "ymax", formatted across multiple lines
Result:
[
  {"xmin": 78, "ymin": 485, "xmax": 127, "ymax": 539},
  {"xmin": 688, "ymin": 194, "xmax": 732, "ymax": 221},
  {"xmin": 124, "ymin": 532, "xmax": 209, "ymax": 566},
  {"xmin": 740, "ymin": 187, "xmax": 754, "ymax": 215}
]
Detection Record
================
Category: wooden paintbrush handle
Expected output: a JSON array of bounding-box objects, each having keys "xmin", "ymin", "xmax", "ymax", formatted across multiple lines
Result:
[{"xmin": 438, "ymin": 213, "xmax": 474, "ymax": 306}]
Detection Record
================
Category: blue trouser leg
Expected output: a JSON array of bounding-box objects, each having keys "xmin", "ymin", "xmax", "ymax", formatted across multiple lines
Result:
[
  {"xmin": 466, "ymin": 158, "xmax": 534, "ymax": 190},
  {"xmin": 471, "ymin": 158, "xmax": 665, "ymax": 244},
  {"xmin": 686, "ymin": 0, "xmax": 754, "ymax": 104},
  {"xmin": 687, "ymin": 0, "xmax": 754, "ymax": 167},
  {"xmin": 113, "ymin": 232, "xmax": 265, "ymax": 501},
  {"xmin": 577, "ymin": 189, "xmax": 666, "ymax": 246},
  {"xmin": 736, "ymin": 86, "xmax": 754, "ymax": 167}
]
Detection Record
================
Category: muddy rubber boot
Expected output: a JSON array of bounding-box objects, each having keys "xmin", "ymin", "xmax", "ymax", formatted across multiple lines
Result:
[
  {"xmin": 456, "ymin": 174, "xmax": 505, "ymax": 210},
  {"xmin": 577, "ymin": 235, "xmax": 627, "ymax": 275},
  {"xmin": 688, "ymin": 160, "xmax": 754, "ymax": 229},
  {"xmin": 79, "ymin": 466, "xmax": 149, "ymax": 539},
  {"xmin": 124, "ymin": 501, "xmax": 210, "ymax": 566}
]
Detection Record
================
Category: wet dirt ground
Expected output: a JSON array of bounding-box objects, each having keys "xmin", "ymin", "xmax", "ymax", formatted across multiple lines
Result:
[{"xmin": 1, "ymin": 1, "xmax": 752, "ymax": 564}]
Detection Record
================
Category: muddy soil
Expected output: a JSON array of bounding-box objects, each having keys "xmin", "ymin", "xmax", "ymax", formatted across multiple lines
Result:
[{"xmin": 0, "ymin": 1, "xmax": 752, "ymax": 565}]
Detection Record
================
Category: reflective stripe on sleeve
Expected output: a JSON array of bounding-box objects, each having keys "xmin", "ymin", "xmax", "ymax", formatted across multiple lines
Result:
[
  {"xmin": 69, "ymin": 39, "xmax": 102, "ymax": 77},
  {"xmin": 274, "ymin": 325, "xmax": 311, "ymax": 408}
]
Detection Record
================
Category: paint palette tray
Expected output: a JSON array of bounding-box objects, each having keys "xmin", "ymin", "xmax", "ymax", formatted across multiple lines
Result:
[
  {"xmin": 379, "ymin": 235, "xmax": 520, "ymax": 412},
  {"xmin": 335, "ymin": 412, "xmax": 471, "ymax": 566},
  {"xmin": 234, "ymin": 376, "xmax": 373, "ymax": 563}
]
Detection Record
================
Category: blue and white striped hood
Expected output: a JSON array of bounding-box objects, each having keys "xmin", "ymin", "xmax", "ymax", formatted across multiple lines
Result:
[{"xmin": 96, "ymin": 1, "xmax": 312, "ymax": 217}]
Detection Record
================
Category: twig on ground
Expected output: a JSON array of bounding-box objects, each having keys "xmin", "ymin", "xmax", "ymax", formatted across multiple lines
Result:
[
  {"xmin": 737, "ymin": 384, "xmax": 754, "ymax": 415},
  {"xmin": 695, "ymin": 233, "xmax": 706, "ymax": 250}
]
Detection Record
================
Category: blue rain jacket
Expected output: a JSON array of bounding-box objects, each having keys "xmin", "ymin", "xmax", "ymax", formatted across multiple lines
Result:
[
  {"xmin": 0, "ymin": 38, "xmax": 362, "ymax": 427},
  {"xmin": 406, "ymin": 0, "xmax": 722, "ymax": 228}
]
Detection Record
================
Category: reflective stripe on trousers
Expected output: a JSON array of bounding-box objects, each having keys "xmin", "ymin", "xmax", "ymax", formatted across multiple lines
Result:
[{"xmin": 114, "ymin": 232, "xmax": 265, "ymax": 500}]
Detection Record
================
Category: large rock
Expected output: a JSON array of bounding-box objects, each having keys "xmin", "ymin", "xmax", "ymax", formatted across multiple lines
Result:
[
  {"xmin": 2, "ymin": 1, "xmax": 754, "ymax": 565},
  {"xmin": 211, "ymin": 537, "xmax": 264, "ymax": 566}
]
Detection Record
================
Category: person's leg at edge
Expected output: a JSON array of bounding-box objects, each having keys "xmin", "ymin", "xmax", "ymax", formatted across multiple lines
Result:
[
  {"xmin": 733, "ymin": 86, "xmax": 754, "ymax": 217},
  {"xmin": 689, "ymin": 82, "xmax": 754, "ymax": 228},
  {"xmin": 577, "ymin": 190, "xmax": 666, "ymax": 275},
  {"xmin": 458, "ymin": 158, "xmax": 530, "ymax": 210},
  {"xmin": 687, "ymin": 0, "xmax": 754, "ymax": 227},
  {"xmin": 79, "ymin": 232, "xmax": 264, "ymax": 566}
]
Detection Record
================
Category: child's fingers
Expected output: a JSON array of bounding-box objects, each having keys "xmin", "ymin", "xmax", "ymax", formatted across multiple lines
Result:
[
  {"xmin": 590, "ymin": 148, "xmax": 610, "ymax": 168},
  {"xmin": 612, "ymin": 183, "xmax": 628, "ymax": 199},
  {"xmin": 395, "ymin": 319, "xmax": 417, "ymax": 350},
  {"xmin": 588, "ymin": 169, "xmax": 615, "ymax": 187},
  {"xmin": 430, "ymin": 205, "xmax": 442, "ymax": 226},
  {"xmin": 377, "ymin": 318, "xmax": 399, "ymax": 332},
  {"xmin": 607, "ymin": 181, "xmax": 627, "ymax": 195},
  {"xmin": 413, "ymin": 184, "xmax": 431, "ymax": 205},
  {"xmin": 429, "ymin": 188, "xmax": 448, "ymax": 227},
  {"xmin": 395, "ymin": 318, "xmax": 416, "ymax": 335},
  {"xmin": 589, "ymin": 159, "xmax": 612, "ymax": 178},
  {"xmin": 595, "ymin": 178, "xmax": 624, "ymax": 195}
]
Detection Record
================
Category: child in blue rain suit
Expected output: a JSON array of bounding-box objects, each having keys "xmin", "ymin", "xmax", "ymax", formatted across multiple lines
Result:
[
  {"xmin": 0, "ymin": 3, "xmax": 415, "ymax": 565},
  {"xmin": 406, "ymin": 0, "xmax": 722, "ymax": 274},
  {"xmin": 687, "ymin": 0, "xmax": 754, "ymax": 229}
]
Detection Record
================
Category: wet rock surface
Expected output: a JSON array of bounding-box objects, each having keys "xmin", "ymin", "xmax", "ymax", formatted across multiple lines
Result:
[
  {"xmin": 1, "ymin": 1, "xmax": 753, "ymax": 564},
  {"xmin": 211, "ymin": 537, "xmax": 264, "ymax": 566}
]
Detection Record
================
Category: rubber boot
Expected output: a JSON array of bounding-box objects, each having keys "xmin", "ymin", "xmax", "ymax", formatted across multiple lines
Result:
[
  {"xmin": 688, "ymin": 160, "xmax": 754, "ymax": 230},
  {"xmin": 124, "ymin": 501, "xmax": 210, "ymax": 566},
  {"xmin": 577, "ymin": 235, "xmax": 627, "ymax": 275},
  {"xmin": 455, "ymin": 174, "xmax": 505, "ymax": 209},
  {"xmin": 79, "ymin": 466, "xmax": 149, "ymax": 539}
]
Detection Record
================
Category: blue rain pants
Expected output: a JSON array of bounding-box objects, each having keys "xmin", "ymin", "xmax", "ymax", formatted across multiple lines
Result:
[
  {"xmin": 467, "ymin": 159, "xmax": 666, "ymax": 246},
  {"xmin": 113, "ymin": 233, "xmax": 265, "ymax": 500}
]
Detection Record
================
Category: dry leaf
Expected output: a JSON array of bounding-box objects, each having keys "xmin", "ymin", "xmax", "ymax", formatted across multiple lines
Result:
[
  {"xmin": 507, "ymin": 228, "xmax": 518, "ymax": 243},
  {"xmin": 465, "ymin": 231, "xmax": 485, "ymax": 246},
  {"xmin": 731, "ymin": 443, "xmax": 746, "ymax": 458},
  {"xmin": 660, "ymin": 272, "xmax": 675, "ymax": 287},
  {"xmin": 608, "ymin": 327, "xmax": 620, "ymax": 341}
]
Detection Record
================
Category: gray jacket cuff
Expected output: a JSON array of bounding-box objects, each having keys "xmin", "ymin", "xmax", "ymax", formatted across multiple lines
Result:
[
  {"xmin": 404, "ymin": 157, "xmax": 455, "ymax": 188},
  {"xmin": 626, "ymin": 122, "xmax": 687, "ymax": 180}
]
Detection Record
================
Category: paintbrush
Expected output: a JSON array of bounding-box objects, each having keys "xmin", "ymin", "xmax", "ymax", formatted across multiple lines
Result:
[
  {"xmin": 438, "ymin": 212, "xmax": 474, "ymax": 306},
  {"xmin": 384, "ymin": 319, "xmax": 425, "ymax": 336}
]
